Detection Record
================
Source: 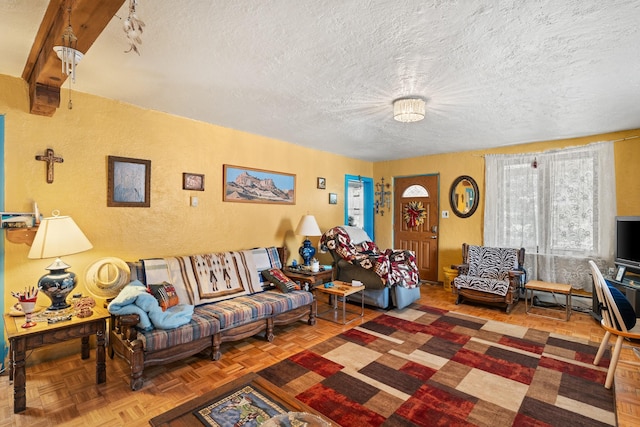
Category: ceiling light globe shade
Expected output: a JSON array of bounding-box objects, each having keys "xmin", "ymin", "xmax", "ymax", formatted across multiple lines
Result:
[{"xmin": 393, "ymin": 98, "xmax": 426, "ymax": 122}]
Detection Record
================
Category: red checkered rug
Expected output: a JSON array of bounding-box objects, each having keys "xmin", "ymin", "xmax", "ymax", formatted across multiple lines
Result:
[{"xmin": 258, "ymin": 304, "xmax": 615, "ymax": 426}]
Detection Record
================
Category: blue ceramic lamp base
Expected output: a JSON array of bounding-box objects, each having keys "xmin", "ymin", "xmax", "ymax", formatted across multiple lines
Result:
[
  {"xmin": 298, "ymin": 239, "xmax": 316, "ymax": 266},
  {"xmin": 37, "ymin": 258, "xmax": 77, "ymax": 311}
]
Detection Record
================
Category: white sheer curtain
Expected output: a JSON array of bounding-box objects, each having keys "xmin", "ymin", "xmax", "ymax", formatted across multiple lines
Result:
[{"xmin": 484, "ymin": 142, "xmax": 616, "ymax": 292}]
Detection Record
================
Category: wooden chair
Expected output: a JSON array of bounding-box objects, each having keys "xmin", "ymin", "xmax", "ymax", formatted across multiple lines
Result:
[
  {"xmin": 589, "ymin": 260, "xmax": 640, "ymax": 389},
  {"xmin": 453, "ymin": 243, "xmax": 525, "ymax": 313}
]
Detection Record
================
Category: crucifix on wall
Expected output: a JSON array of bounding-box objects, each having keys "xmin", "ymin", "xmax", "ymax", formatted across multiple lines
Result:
[{"xmin": 35, "ymin": 148, "xmax": 64, "ymax": 183}]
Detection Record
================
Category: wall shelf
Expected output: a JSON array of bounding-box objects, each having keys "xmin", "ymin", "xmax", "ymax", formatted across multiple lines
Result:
[{"xmin": 5, "ymin": 227, "xmax": 38, "ymax": 246}]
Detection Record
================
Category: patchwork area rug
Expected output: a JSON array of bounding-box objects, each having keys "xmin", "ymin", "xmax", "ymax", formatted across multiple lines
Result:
[{"xmin": 258, "ymin": 304, "xmax": 615, "ymax": 426}]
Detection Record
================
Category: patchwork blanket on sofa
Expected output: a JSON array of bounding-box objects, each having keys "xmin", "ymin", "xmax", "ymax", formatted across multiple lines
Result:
[
  {"xmin": 143, "ymin": 250, "xmax": 264, "ymax": 306},
  {"xmin": 321, "ymin": 226, "xmax": 420, "ymax": 288}
]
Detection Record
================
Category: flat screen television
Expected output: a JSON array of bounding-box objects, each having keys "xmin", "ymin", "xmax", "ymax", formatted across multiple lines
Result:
[{"xmin": 615, "ymin": 216, "xmax": 640, "ymax": 274}]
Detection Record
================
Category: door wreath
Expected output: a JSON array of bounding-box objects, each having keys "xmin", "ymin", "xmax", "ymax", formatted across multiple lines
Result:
[{"xmin": 403, "ymin": 201, "xmax": 427, "ymax": 228}]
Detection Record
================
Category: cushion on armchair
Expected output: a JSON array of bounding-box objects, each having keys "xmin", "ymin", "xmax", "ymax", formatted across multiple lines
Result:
[
  {"xmin": 342, "ymin": 225, "xmax": 373, "ymax": 244},
  {"xmin": 467, "ymin": 246, "xmax": 518, "ymax": 280},
  {"xmin": 607, "ymin": 284, "xmax": 636, "ymax": 330}
]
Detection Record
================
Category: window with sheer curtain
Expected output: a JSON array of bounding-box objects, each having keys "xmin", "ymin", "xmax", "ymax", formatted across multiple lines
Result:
[{"xmin": 484, "ymin": 142, "xmax": 616, "ymax": 291}]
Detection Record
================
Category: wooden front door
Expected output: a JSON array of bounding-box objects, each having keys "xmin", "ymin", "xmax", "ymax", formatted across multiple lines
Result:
[{"xmin": 394, "ymin": 175, "xmax": 439, "ymax": 282}]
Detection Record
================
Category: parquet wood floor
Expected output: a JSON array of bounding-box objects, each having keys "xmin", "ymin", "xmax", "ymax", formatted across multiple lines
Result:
[{"xmin": 1, "ymin": 284, "xmax": 638, "ymax": 426}]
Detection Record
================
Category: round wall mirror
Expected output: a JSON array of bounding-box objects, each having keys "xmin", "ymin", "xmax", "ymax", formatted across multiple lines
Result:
[{"xmin": 449, "ymin": 175, "xmax": 479, "ymax": 218}]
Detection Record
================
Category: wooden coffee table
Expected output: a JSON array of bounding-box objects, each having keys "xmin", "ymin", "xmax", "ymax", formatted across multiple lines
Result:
[
  {"xmin": 525, "ymin": 280, "xmax": 572, "ymax": 321},
  {"xmin": 149, "ymin": 373, "xmax": 329, "ymax": 426},
  {"xmin": 4, "ymin": 305, "xmax": 109, "ymax": 413},
  {"xmin": 315, "ymin": 280, "xmax": 365, "ymax": 324}
]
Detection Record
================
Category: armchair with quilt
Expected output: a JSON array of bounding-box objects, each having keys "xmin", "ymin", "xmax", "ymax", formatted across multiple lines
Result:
[
  {"xmin": 452, "ymin": 243, "xmax": 526, "ymax": 313},
  {"xmin": 320, "ymin": 226, "xmax": 421, "ymax": 309}
]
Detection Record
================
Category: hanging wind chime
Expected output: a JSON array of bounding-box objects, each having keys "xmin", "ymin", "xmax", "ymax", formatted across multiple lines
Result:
[{"xmin": 53, "ymin": 1, "xmax": 82, "ymax": 109}]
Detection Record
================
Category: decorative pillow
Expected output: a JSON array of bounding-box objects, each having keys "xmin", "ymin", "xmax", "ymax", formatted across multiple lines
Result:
[
  {"xmin": 148, "ymin": 282, "xmax": 180, "ymax": 311},
  {"xmin": 607, "ymin": 284, "xmax": 636, "ymax": 330},
  {"xmin": 262, "ymin": 268, "xmax": 300, "ymax": 293},
  {"xmin": 251, "ymin": 247, "xmax": 283, "ymax": 289}
]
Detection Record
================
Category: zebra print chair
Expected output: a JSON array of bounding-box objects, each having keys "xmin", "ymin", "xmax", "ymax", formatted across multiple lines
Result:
[{"xmin": 452, "ymin": 243, "xmax": 526, "ymax": 313}]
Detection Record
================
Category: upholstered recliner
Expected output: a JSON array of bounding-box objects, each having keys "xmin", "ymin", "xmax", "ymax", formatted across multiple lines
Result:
[
  {"xmin": 452, "ymin": 243, "xmax": 525, "ymax": 313},
  {"xmin": 320, "ymin": 226, "xmax": 421, "ymax": 309}
]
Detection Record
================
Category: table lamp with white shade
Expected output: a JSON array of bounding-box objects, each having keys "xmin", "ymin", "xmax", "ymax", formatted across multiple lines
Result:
[
  {"xmin": 295, "ymin": 214, "xmax": 322, "ymax": 266},
  {"xmin": 27, "ymin": 211, "xmax": 93, "ymax": 311}
]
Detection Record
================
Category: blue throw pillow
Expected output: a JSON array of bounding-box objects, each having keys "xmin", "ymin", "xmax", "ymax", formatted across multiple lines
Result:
[{"xmin": 607, "ymin": 284, "xmax": 637, "ymax": 330}]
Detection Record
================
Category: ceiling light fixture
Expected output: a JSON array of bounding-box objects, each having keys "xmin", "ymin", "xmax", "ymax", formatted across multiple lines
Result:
[
  {"xmin": 393, "ymin": 98, "xmax": 426, "ymax": 123},
  {"xmin": 53, "ymin": 1, "xmax": 82, "ymax": 109}
]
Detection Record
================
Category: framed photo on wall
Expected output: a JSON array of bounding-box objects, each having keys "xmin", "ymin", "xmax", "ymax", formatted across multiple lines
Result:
[
  {"xmin": 223, "ymin": 164, "xmax": 296, "ymax": 204},
  {"xmin": 107, "ymin": 156, "xmax": 151, "ymax": 207},
  {"xmin": 183, "ymin": 173, "xmax": 205, "ymax": 191},
  {"xmin": 317, "ymin": 177, "xmax": 326, "ymax": 189},
  {"xmin": 329, "ymin": 193, "xmax": 338, "ymax": 204}
]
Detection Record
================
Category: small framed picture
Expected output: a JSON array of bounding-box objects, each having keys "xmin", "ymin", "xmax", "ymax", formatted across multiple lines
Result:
[
  {"xmin": 183, "ymin": 173, "xmax": 205, "ymax": 191},
  {"xmin": 329, "ymin": 193, "xmax": 337, "ymax": 204},
  {"xmin": 317, "ymin": 177, "xmax": 326, "ymax": 189},
  {"xmin": 107, "ymin": 156, "xmax": 151, "ymax": 208},
  {"xmin": 615, "ymin": 265, "xmax": 626, "ymax": 281}
]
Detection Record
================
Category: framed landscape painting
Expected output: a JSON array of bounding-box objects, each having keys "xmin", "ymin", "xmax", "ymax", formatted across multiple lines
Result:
[
  {"xmin": 107, "ymin": 156, "xmax": 151, "ymax": 207},
  {"xmin": 223, "ymin": 165, "xmax": 295, "ymax": 204}
]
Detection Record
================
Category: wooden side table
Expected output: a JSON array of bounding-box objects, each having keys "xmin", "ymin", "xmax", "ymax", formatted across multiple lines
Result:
[
  {"xmin": 315, "ymin": 280, "xmax": 365, "ymax": 324},
  {"xmin": 4, "ymin": 305, "xmax": 110, "ymax": 413},
  {"xmin": 525, "ymin": 280, "xmax": 572, "ymax": 321},
  {"xmin": 283, "ymin": 267, "xmax": 333, "ymax": 290}
]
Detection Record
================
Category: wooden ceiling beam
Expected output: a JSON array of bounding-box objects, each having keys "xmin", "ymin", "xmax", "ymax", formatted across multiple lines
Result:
[{"xmin": 22, "ymin": 0, "xmax": 126, "ymax": 116}]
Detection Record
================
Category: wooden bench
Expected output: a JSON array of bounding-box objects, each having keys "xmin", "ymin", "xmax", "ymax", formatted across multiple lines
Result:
[{"xmin": 525, "ymin": 280, "xmax": 572, "ymax": 321}]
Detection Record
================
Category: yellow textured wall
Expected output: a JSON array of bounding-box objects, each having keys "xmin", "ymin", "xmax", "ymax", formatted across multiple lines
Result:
[
  {"xmin": 3, "ymin": 70, "xmax": 640, "ymax": 309},
  {"xmin": 374, "ymin": 131, "xmax": 640, "ymax": 281},
  {"xmin": 1, "ymin": 74, "xmax": 371, "ymax": 314}
]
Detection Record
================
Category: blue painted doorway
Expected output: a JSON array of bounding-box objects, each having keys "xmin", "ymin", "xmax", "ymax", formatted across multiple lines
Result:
[
  {"xmin": 344, "ymin": 175, "xmax": 374, "ymax": 240},
  {"xmin": 1, "ymin": 114, "xmax": 6, "ymax": 371}
]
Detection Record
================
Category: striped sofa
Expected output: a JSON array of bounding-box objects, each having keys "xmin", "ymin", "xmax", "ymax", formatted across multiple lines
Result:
[{"xmin": 109, "ymin": 247, "xmax": 315, "ymax": 391}]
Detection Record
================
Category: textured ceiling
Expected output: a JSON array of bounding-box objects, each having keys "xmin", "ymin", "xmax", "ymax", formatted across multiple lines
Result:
[{"xmin": 1, "ymin": 0, "xmax": 640, "ymax": 161}]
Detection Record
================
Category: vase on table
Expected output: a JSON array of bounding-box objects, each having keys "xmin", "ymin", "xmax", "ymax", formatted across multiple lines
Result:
[{"xmin": 19, "ymin": 300, "xmax": 37, "ymax": 328}]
